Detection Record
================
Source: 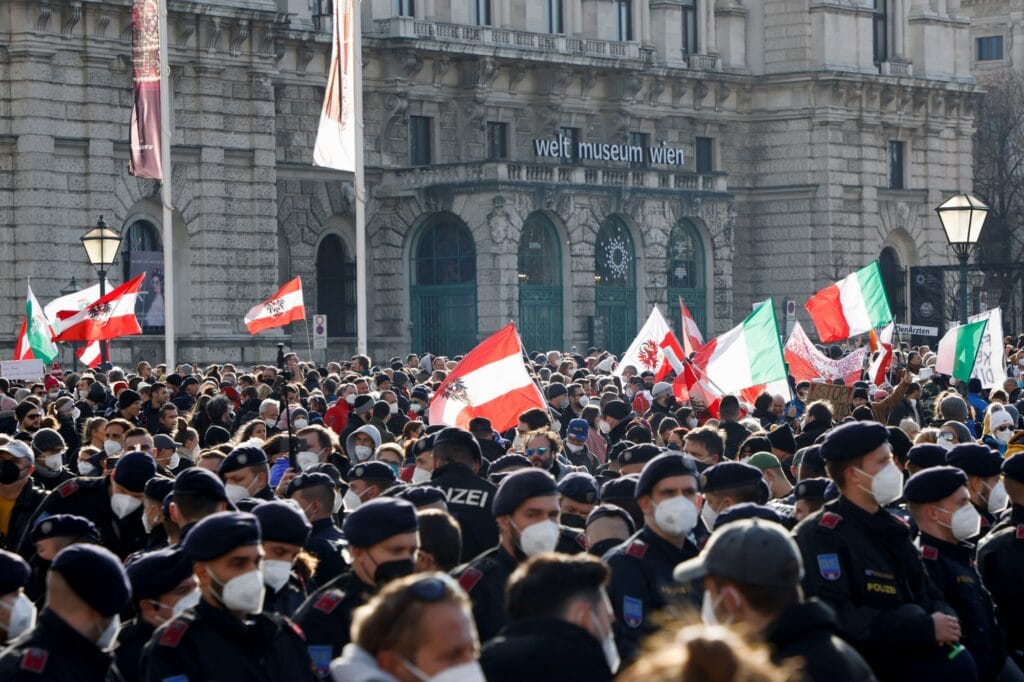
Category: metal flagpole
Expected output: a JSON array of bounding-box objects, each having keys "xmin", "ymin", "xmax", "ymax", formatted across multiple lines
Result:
[
  {"xmin": 354, "ymin": 0, "xmax": 368, "ymax": 356},
  {"xmin": 158, "ymin": 0, "xmax": 175, "ymax": 369},
  {"xmin": 303, "ymin": 316, "xmax": 314, "ymax": 363}
]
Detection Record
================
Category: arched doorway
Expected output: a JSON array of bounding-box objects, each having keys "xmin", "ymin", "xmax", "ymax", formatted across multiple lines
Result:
[
  {"xmin": 594, "ymin": 217, "xmax": 637, "ymax": 353},
  {"xmin": 410, "ymin": 215, "xmax": 478, "ymax": 353},
  {"xmin": 316, "ymin": 235, "xmax": 356, "ymax": 337},
  {"xmin": 122, "ymin": 219, "xmax": 164, "ymax": 334},
  {"xmin": 667, "ymin": 220, "xmax": 707, "ymax": 338},
  {"xmin": 879, "ymin": 246, "xmax": 906, "ymax": 323},
  {"xmin": 518, "ymin": 214, "xmax": 562, "ymax": 354}
]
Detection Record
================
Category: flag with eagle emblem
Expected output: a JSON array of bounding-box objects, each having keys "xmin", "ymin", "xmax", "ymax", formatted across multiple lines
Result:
[
  {"xmin": 244, "ymin": 277, "xmax": 305, "ymax": 335},
  {"xmin": 53, "ymin": 274, "xmax": 145, "ymax": 342},
  {"xmin": 614, "ymin": 307, "xmax": 683, "ymax": 382}
]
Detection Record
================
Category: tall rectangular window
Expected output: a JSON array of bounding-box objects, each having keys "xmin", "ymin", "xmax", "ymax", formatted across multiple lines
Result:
[
  {"xmin": 629, "ymin": 131, "xmax": 649, "ymax": 168},
  {"xmin": 682, "ymin": 0, "xmax": 698, "ymax": 55},
  {"xmin": 395, "ymin": 0, "xmax": 415, "ymax": 17},
  {"xmin": 872, "ymin": 0, "xmax": 888, "ymax": 65},
  {"xmin": 559, "ymin": 126, "xmax": 580, "ymax": 162},
  {"xmin": 617, "ymin": 1, "xmax": 633, "ymax": 41},
  {"xmin": 473, "ymin": 0, "xmax": 492, "ymax": 26},
  {"xmin": 487, "ymin": 122, "xmax": 509, "ymax": 160},
  {"xmin": 548, "ymin": 0, "xmax": 564, "ymax": 34},
  {"xmin": 976, "ymin": 36, "xmax": 1004, "ymax": 61},
  {"xmin": 410, "ymin": 116, "xmax": 432, "ymax": 166},
  {"xmin": 695, "ymin": 137, "xmax": 714, "ymax": 173},
  {"xmin": 888, "ymin": 141, "xmax": 905, "ymax": 190}
]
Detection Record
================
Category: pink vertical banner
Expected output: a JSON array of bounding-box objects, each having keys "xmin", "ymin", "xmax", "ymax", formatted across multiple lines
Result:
[{"xmin": 129, "ymin": 0, "xmax": 162, "ymax": 179}]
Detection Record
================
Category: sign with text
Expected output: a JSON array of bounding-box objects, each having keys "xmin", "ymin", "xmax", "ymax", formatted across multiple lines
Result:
[
  {"xmin": 0, "ymin": 359, "xmax": 46, "ymax": 382},
  {"xmin": 533, "ymin": 136, "xmax": 686, "ymax": 167},
  {"xmin": 968, "ymin": 308, "xmax": 1006, "ymax": 389},
  {"xmin": 806, "ymin": 382, "xmax": 855, "ymax": 421},
  {"xmin": 895, "ymin": 323, "xmax": 938, "ymax": 337}
]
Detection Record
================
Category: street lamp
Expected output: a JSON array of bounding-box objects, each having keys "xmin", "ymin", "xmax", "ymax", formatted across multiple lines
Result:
[
  {"xmin": 60, "ymin": 277, "xmax": 79, "ymax": 371},
  {"xmin": 935, "ymin": 194, "xmax": 989, "ymax": 324},
  {"xmin": 80, "ymin": 216, "xmax": 123, "ymax": 365}
]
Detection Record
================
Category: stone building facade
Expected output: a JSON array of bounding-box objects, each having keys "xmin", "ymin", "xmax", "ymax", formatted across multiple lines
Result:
[{"xmin": 0, "ymin": 0, "xmax": 979, "ymax": 364}]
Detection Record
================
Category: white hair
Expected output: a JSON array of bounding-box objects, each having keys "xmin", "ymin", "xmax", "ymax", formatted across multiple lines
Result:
[{"xmin": 259, "ymin": 398, "xmax": 280, "ymax": 416}]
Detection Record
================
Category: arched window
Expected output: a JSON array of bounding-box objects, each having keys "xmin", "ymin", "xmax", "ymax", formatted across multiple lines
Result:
[
  {"xmin": 668, "ymin": 220, "xmax": 707, "ymax": 338},
  {"xmin": 411, "ymin": 215, "xmax": 477, "ymax": 353},
  {"xmin": 122, "ymin": 219, "xmax": 164, "ymax": 333},
  {"xmin": 316, "ymin": 235, "xmax": 356, "ymax": 337},
  {"xmin": 879, "ymin": 246, "xmax": 906, "ymax": 322},
  {"xmin": 594, "ymin": 217, "xmax": 636, "ymax": 353},
  {"xmin": 518, "ymin": 214, "xmax": 562, "ymax": 353}
]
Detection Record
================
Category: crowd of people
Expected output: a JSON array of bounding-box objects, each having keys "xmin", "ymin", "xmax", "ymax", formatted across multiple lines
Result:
[{"xmin": 1, "ymin": 336, "xmax": 1024, "ymax": 681}]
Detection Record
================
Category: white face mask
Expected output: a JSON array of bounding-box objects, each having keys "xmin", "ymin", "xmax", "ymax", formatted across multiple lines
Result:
[
  {"xmin": 96, "ymin": 614, "xmax": 120, "ymax": 650},
  {"xmin": 588, "ymin": 608, "xmax": 620, "ymax": 674},
  {"xmin": 141, "ymin": 511, "xmax": 160, "ymax": 534},
  {"xmin": 410, "ymin": 403, "xmax": 422, "ymax": 413},
  {"xmin": 343, "ymin": 488, "xmax": 364, "ymax": 511},
  {"xmin": 654, "ymin": 495, "xmax": 699, "ymax": 537},
  {"xmin": 42, "ymin": 453, "xmax": 64, "ymax": 472},
  {"xmin": 578, "ymin": 396, "xmax": 591, "ymax": 408},
  {"xmin": 513, "ymin": 519, "xmax": 560, "ymax": 556},
  {"xmin": 332, "ymin": 490, "xmax": 344, "ymax": 514},
  {"xmin": 208, "ymin": 567, "xmax": 265, "ymax": 614},
  {"xmin": 345, "ymin": 394, "xmax": 357, "ymax": 405},
  {"xmin": 174, "ymin": 588, "xmax": 201, "ymax": 617},
  {"xmin": 701, "ymin": 590, "xmax": 733, "ymax": 626},
  {"xmin": 262, "ymin": 560, "xmax": 293, "ymax": 592},
  {"xmin": 687, "ymin": 418, "xmax": 699, "ymax": 428},
  {"xmin": 941, "ymin": 503, "xmax": 982, "ymax": 541},
  {"xmin": 264, "ymin": 418, "xmax": 277, "ymax": 428},
  {"xmin": 48, "ymin": 391, "xmax": 59, "ymax": 400},
  {"xmin": 353, "ymin": 445, "xmax": 374, "ymax": 462},
  {"xmin": 110, "ymin": 493, "xmax": 142, "ymax": 519},
  {"xmin": 293, "ymin": 419, "xmax": 308, "ymax": 430},
  {"xmin": 402, "ymin": 660, "xmax": 487, "ymax": 682},
  {"xmin": 937, "ymin": 439, "xmax": 954, "ymax": 452},
  {"xmin": 225, "ymin": 482, "xmax": 253, "ymax": 504},
  {"xmin": 599, "ymin": 420, "xmax": 611, "ymax": 434},
  {"xmin": 78, "ymin": 461, "xmax": 96, "ymax": 476},
  {"xmin": 296, "ymin": 451, "xmax": 320, "ymax": 471},
  {"xmin": 700, "ymin": 499, "xmax": 719, "ymax": 531},
  {"xmin": 168, "ymin": 453, "xmax": 181, "ymax": 470},
  {"xmin": 104, "ymin": 440, "xmax": 123, "ymax": 456},
  {"xmin": 855, "ymin": 462, "xmax": 903, "ymax": 506},
  {"xmin": 566, "ymin": 442, "xmax": 584, "ymax": 454},
  {"xmin": 71, "ymin": 407, "xmax": 81, "ymax": 421},
  {"xmin": 995, "ymin": 428, "xmax": 1014, "ymax": 444},
  {"xmin": 389, "ymin": 402, "xmax": 399, "ymax": 415},
  {"xmin": 986, "ymin": 480, "xmax": 1009, "ymax": 514},
  {"xmin": 411, "ymin": 467, "xmax": 432, "ymax": 484},
  {"xmin": 0, "ymin": 592, "xmax": 36, "ymax": 640}
]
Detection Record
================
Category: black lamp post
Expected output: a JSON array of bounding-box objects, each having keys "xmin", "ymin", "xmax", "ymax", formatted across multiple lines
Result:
[
  {"xmin": 80, "ymin": 216, "xmax": 123, "ymax": 365},
  {"xmin": 60, "ymin": 276, "xmax": 79, "ymax": 371},
  {"xmin": 935, "ymin": 194, "xmax": 989, "ymax": 325}
]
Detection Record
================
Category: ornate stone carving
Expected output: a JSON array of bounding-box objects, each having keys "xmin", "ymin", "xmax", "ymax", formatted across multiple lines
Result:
[
  {"xmin": 230, "ymin": 21, "xmax": 250, "ymax": 54},
  {"xmin": 62, "ymin": 2, "xmax": 82, "ymax": 37},
  {"xmin": 488, "ymin": 195, "xmax": 513, "ymax": 243}
]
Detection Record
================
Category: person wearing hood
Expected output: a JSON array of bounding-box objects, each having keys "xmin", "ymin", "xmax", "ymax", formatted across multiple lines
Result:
[
  {"xmin": 341, "ymin": 395, "xmax": 376, "ymax": 448},
  {"xmin": 330, "ymin": 572, "xmax": 482, "ymax": 682},
  {"xmin": 673, "ymin": 519, "xmax": 874, "ymax": 682},
  {"xmin": 294, "ymin": 498, "xmax": 420, "ymax": 676},
  {"xmin": 346, "ymin": 424, "xmax": 383, "ymax": 465},
  {"xmin": 982, "ymin": 407, "xmax": 1016, "ymax": 457}
]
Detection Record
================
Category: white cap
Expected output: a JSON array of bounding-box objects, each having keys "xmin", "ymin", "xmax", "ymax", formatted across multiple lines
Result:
[{"xmin": 0, "ymin": 439, "xmax": 34, "ymax": 465}]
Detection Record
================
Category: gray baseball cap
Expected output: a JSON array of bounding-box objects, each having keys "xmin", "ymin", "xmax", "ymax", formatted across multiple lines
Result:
[{"xmin": 673, "ymin": 519, "xmax": 804, "ymax": 588}]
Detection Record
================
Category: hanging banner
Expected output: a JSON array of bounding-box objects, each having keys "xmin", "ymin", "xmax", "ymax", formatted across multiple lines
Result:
[
  {"xmin": 129, "ymin": 0, "xmax": 163, "ymax": 179},
  {"xmin": 968, "ymin": 307, "xmax": 1007, "ymax": 389},
  {"xmin": 313, "ymin": 0, "xmax": 357, "ymax": 172}
]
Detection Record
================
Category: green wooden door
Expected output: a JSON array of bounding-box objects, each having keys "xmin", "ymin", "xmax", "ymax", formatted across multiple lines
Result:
[
  {"xmin": 667, "ymin": 220, "xmax": 707, "ymax": 339},
  {"xmin": 518, "ymin": 215, "xmax": 562, "ymax": 354},
  {"xmin": 410, "ymin": 216, "xmax": 478, "ymax": 354},
  {"xmin": 595, "ymin": 217, "xmax": 636, "ymax": 353}
]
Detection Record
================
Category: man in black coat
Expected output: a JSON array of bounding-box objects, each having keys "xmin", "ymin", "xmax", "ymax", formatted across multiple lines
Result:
[
  {"xmin": 481, "ymin": 553, "xmax": 617, "ymax": 682},
  {"xmin": 674, "ymin": 518, "xmax": 875, "ymax": 682}
]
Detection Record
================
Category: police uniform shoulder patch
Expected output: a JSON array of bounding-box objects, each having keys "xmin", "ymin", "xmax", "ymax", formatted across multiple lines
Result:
[
  {"xmin": 818, "ymin": 512, "xmax": 842, "ymax": 529},
  {"xmin": 313, "ymin": 590, "xmax": 344, "ymax": 614},
  {"xmin": 921, "ymin": 545, "xmax": 938, "ymax": 561},
  {"xmin": 817, "ymin": 553, "xmax": 841, "ymax": 581},
  {"xmin": 623, "ymin": 596, "xmax": 643, "ymax": 628},
  {"xmin": 308, "ymin": 645, "xmax": 333, "ymax": 676},
  {"xmin": 159, "ymin": 620, "xmax": 189, "ymax": 647},
  {"xmin": 1016, "ymin": 524, "xmax": 1024, "ymax": 540},
  {"xmin": 57, "ymin": 479, "xmax": 79, "ymax": 498},
  {"xmin": 19, "ymin": 648, "xmax": 47, "ymax": 673},
  {"xmin": 626, "ymin": 540, "xmax": 647, "ymax": 559},
  {"xmin": 458, "ymin": 567, "xmax": 483, "ymax": 593}
]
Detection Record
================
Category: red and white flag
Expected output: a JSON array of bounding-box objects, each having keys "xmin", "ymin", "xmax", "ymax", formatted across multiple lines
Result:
[
  {"xmin": 428, "ymin": 324, "xmax": 546, "ymax": 432},
  {"xmin": 14, "ymin": 318, "xmax": 34, "ymax": 360},
  {"xmin": 784, "ymin": 321, "xmax": 867, "ymax": 386},
  {"xmin": 312, "ymin": 0, "xmax": 357, "ymax": 172},
  {"xmin": 615, "ymin": 307, "xmax": 684, "ymax": 381},
  {"xmin": 867, "ymin": 322, "xmax": 895, "ymax": 386},
  {"xmin": 678, "ymin": 296, "xmax": 704, "ymax": 357},
  {"xmin": 76, "ymin": 341, "xmax": 102, "ymax": 369},
  {"xmin": 244, "ymin": 277, "xmax": 305, "ymax": 335},
  {"xmin": 54, "ymin": 275, "xmax": 145, "ymax": 342},
  {"xmin": 128, "ymin": 0, "xmax": 163, "ymax": 179}
]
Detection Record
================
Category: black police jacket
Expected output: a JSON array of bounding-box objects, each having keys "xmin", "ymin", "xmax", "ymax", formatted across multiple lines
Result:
[
  {"xmin": 977, "ymin": 505, "xmax": 1024, "ymax": 652},
  {"xmin": 0, "ymin": 477, "xmax": 45, "ymax": 553},
  {"xmin": 919, "ymin": 532, "xmax": 1007, "ymax": 681},
  {"xmin": 263, "ymin": 573, "xmax": 309, "ymax": 618},
  {"xmin": 304, "ymin": 518, "xmax": 348, "ymax": 588},
  {"xmin": 452, "ymin": 544, "xmax": 520, "ymax": 643},
  {"xmin": 141, "ymin": 598, "xmax": 317, "ymax": 682},
  {"xmin": 426, "ymin": 462, "xmax": 498, "ymax": 563},
  {"xmin": 292, "ymin": 571, "xmax": 374, "ymax": 676},
  {"xmin": 480, "ymin": 617, "xmax": 613, "ymax": 682},
  {"xmin": 762, "ymin": 599, "xmax": 877, "ymax": 682},
  {"xmin": 0, "ymin": 608, "xmax": 120, "ymax": 681},
  {"xmin": 17, "ymin": 477, "xmax": 147, "ymax": 561},
  {"xmin": 603, "ymin": 525, "xmax": 700, "ymax": 663},
  {"xmin": 793, "ymin": 496, "xmax": 956, "ymax": 678},
  {"xmin": 115, "ymin": 617, "xmax": 154, "ymax": 682}
]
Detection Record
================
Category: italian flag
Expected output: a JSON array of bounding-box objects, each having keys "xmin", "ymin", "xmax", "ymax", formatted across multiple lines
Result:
[
  {"xmin": 804, "ymin": 261, "xmax": 892, "ymax": 343},
  {"xmin": 935, "ymin": 319, "xmax": 988, "ymax": 382},
  {"xmin": 26, "ymin": 285, "xmax": 58, "ymax": 364},
  {"xmin": 692, "ymin": 300, "xmax": 788, "ymax": 397}
]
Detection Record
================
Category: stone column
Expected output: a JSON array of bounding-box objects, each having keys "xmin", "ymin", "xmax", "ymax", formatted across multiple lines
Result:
[{"xmin": 706, "ymin": 0, "xmax": 718, "ymax": 54}]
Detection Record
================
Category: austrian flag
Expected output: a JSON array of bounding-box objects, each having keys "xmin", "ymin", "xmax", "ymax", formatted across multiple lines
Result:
[
  {"xmin": 244, "ymin": 277, "xmax": 305, "ymax": 335},
  {"xmin": 54, "ymin": 275, "xmax": 145, "ymax": 342}
]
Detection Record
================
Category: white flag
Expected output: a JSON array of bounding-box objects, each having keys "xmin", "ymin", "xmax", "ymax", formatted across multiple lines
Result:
[
  {"xmin": 312, "ymin": 0, "xmax": 357, "ymax": 172},
  {"xmin": 615, "ymin": 307, "xmax": 674, "ymax": 377},
  {"xmin": 968, "ymin": 308, "xmax": 1007, "ymax": 389}
]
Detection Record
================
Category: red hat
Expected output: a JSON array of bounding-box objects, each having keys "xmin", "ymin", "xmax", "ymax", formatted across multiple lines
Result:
[
  {"xmin": 44, "ymin": 376, "xmax": 60, "ymax": 390},
  {"xmin": 112, "ymin": 381, "xmax": 128, "ymax": 395}
]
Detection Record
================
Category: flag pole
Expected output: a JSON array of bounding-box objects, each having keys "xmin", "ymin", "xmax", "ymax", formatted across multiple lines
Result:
[
  {"xmin": 354, "ymin": 0, "xmax": 368, "ymax": 357},
  {"xmin": 158, "ymin": 0, "xmax": 175, "ymax": 370},
  {"xmin": 303, "ymin": 316, "xmax": 314, "ymax": 363}
]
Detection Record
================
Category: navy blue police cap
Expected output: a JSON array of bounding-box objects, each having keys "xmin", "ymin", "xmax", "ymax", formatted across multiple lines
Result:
[
  {"xmin": 173, "ymin": 467, "xmax": 229, "ymax": 503},
  {"xmin": 700, "ymin": 461, "xmax": 763, "ymax": 493},
  {"xmin": 114, "ymin": 450, "xmax": 157, "ymax": 493},
  {"xmin": 182, "ymin": 511, "xmax": 262, "ymax": 561},
  {"xmin": 601, "ymin": 473, "xmax": 638, "ymax": 503},
  {"xmin": 386, "ymin": 485, "xmax": 448, "ymax": 509},
  {"xmin": 52, "ymin": 544, "xmax": 131, "ymax": 617},
  {"xmin": 903, "ymin": 466, "xmax": 968, "ymax": 504},
  {"xmin": 618, "ymin": 443, "xmax": 662, "ymax": 467},
  {"xmin": 0, "ymin": 549, "xmax": 30, "ymax": 595},
  {"xmin": 125, "ymin": 548, "xmax": 194, "ymax": 601},
  {"xmin": 586, "ymin": 504, "xmax": 636, "ymax": 535},
  {"xmin": 144, "ymin": 476, "xmax": 174, "ymax": 502},
  {"xmin": 820, "ymin": 421, "xmax": 889, "ymax": 462},
  {"xmin": 635, "ymin": 453, "xmax": 699, "ymax": 499},
  {"xmin": 342, "ymin": 498, "xmax": 419, "ymax": 548},
  {"xmin": 1002, "ymin": 454, "xmax": 1024, "ymax": 484},
  {"xmin": 793, "ymin": 477, "xmax": 831, "ymax": 502},
  {"xmin": 946, "ymin": 443, "xmax": 1002, "ymax": 478},
  {"xmin": 713, "ymin": 503, "xmax": 785, "ymax": 531},
  {"xmin": 907, "ymin": 444, "xmax": 949, "ymax": 471},
  {"xmin": 557, "ymin": 472, "xmax": 601, "ymax": 505},
  {"xmin": 31, "ymin": 514, "xmax": 100, "ymax": 543},
  {"xmin": 252, "ymin": 500, "xmax": 312, "ymax": 547},
  {"xmin": 286, "ymin": 471, "xmax": 336, "ymax": 497},
  {"xmin": 492, "ymin": 468, "xmax": 558, "ymax": 516},
  {"xmin": 219, "ymin": 443, "xmax": 268, "ymax": 477}
]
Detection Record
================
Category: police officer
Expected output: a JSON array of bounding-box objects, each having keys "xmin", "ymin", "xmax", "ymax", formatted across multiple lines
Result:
[
  {"xmin": 423, "ymin": 427, "xmax": 498, "ymax": 562},
  {"xmin": 220, "ymin": 442, "xmax": 276, "ymax": 504},
  {"xmin": 946, "ymin": 444, "xmax": 1007, "ymax": 540},
  {"xmin": 141, "ymin": 477, "xmax": 173, "ymax": 551},
  {"xmin": 287, "ymin": 472, "xmax": 348, "ymax": 586},
  {"xmin": 118, "ymin": 549, "xmax": 198, "ymax": 682},
  {"xmin": 699, "ymin": 461, "xmax": 768, "ymax": 531},
  {"xmin": 0, "ymin": 544, "xmax": 130, "ymax": 680},
  {"xmin": 585, "ymin": 504, "xmax": 635, "ymax": 558},
  {"xmin": 792, "ymin": 477, "xmax": 831, "ymax": 524},
  {"xmin": 906, "ymin": 443, "xmax": 948, "ymax": 475},
  {"xmin": 603, "ymin": 452, "xmax": 702, "ymax": 662},
  {"xmin": 906, "ymin": 466, "xmax": 1021, "ymax": 682},
  {"xmin": 0, "ymin": 440, "xmax": 46, "ymax": 553},
  {"xmin": 18, "ymin": 450, "xmax": 156, "ymax": 560},
  {"xmin": 293, "ymin": 498, "xmax": 419, "ymax": 676},
  {"xmin": 141, "ymin": 511, "xmax": 318, "ymax": 682},
  {"xmin": 24, "ymin": 514, "xmax": 101, "ymax": 602},
  {"xmin": 0, "ymin": 549, "xmax": 33, "ymax": 643},
  {"xmin": 977, "ymin": 455, "xmax": 1024, "ymax": 664},
  {"xmin": 793, "ymin": 421, "xmax": 974, "ymax": 681},
  {"xmin": 251, "ymin": 500, "xmax": 312, "ymax": 617},
  {"xmin": 453, "ymin": 468, "xmax": 561, "ymax": 642},
  {"xmin": 167, "ymin": 468, "xmax": 232, "ymax": 543}
]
